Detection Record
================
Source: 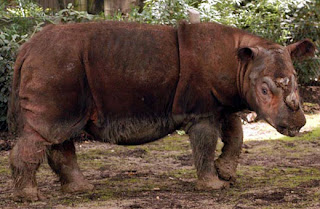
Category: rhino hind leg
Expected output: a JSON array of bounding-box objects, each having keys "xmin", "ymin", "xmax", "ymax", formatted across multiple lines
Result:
[
  {"xmin": 215, "ymin": 113, "xmax": 243, "ymax": 183},
  {"xmin": 47, "ymin": 139, "xmax": 94, "ymax": 193},
  {"xmin": 188, "ymin": 119, "xmax": 230, "ymax": 190},
  {"xmin": 10, "ymin": 126, "xmax": 48, "ymax": 201}
]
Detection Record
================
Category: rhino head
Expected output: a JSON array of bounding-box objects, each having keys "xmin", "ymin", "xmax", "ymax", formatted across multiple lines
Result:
[{"xmin": 239, "ymin": 39, "xmax": 315, "ymax": 136}]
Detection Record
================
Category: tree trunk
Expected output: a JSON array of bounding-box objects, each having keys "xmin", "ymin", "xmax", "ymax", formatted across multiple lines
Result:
[
  {"xmin": 88, "ymin": 0, "xmax": 104, "ymax": 14},
  {"xmin": 104, "ymin": 0, "xmax": 143, "ymax": 16},
  {"xmin": 75, "ymin": 0, "xmax": 87, "ymax": 11},
  {"xmin": 57, "ymin": 0, "xmax": 65, "ymax": 9}
]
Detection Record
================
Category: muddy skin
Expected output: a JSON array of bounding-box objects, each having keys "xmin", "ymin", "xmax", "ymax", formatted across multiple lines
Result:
[
  {"xmin": 47, "ymin": 140, "xmax": 94, "ymax": 193},
  {"xmin": 215, "ymin": 113, "xmax": 243, "ymax": 183},
  {"xmin": 9, "ymin": 126, "xmax": 48, "ymax": 202},
  {"xmin": 187, "ymin": 118, "xmax": 230, "ymax": 190}
]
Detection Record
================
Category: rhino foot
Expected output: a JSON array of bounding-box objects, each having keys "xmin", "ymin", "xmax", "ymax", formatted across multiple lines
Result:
[
  {"xmin": 215, "ymin": 158, "xmax": 238, "ymax": 182},
  {"xmin": 195, "ymin": 175, "xmax": 230, "ymax": 190},
  {"xmin": 13, "ymin": 187, "xmax": 44, "ymax": 202},
  {"xmin": 62, "ymin": 181, "xmax": 94, "ymax": 193}
]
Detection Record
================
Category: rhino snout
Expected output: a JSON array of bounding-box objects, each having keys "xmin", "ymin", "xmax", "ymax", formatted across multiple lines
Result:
[
  {"xmin": 276, "ymin": 125, "xmax": 301, "ymax": 137},
  {"xmin": 275, "ymin": 112, "xmax": 306, "ymax": 137}
]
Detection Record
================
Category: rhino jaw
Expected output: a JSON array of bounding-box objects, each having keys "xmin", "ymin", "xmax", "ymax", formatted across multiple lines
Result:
[
  {"xmin": 272, "ymin": 110, "xmax": 306, "ymax": 137},
  {"xmin": 262, "ymin": 106, "xmax": 306, "ymax": 137},
  {"xmin": 276, "ymin": 125, "xmax": 301, "ymax": 137}
]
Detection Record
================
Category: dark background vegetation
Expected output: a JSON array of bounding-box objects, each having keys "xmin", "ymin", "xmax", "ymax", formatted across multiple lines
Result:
[{"xmin": 0, "ymin": 0, "xmax": 319, "ymax": 131}]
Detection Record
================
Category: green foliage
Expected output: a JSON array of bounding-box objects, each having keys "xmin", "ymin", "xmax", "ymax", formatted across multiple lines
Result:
[
  {"xmin": 0, "ymin": 29, "xmax": 27, "ymax": 129},
  {"xmin": 197, "ymin": 0, "xmax": 241, "ymax": 25},
  {"xmin": 128, "ymin": 0, "xmax": 190, "ymax": 25},
  {"xmin": 53, "ymin": 3, "xmax": 101, "ymax": 23}
]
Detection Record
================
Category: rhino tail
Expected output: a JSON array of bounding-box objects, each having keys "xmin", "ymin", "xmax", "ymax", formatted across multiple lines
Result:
[{"xmin": 7, "ymin": 44, "xmax": 29, "ymax": 135}]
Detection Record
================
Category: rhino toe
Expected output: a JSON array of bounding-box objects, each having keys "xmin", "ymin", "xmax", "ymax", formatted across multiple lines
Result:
[
  {"xmin": 13, "ymin": 187, "xmax": 44, "ymax": 202},
  {"xmin": 215, "ymin": 158, "xmax": 238, "ymax": 182},
  {"xmin": 195, "ymin": 175, "xmax": 230, "ymax": 190},
  {"xmin": 62, "ymin": 181, "xmax": 94, "ymax": 193}
]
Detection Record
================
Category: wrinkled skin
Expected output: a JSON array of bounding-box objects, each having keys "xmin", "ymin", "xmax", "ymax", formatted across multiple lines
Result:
[
  {"xmin": 8, "ymin": 21, "xmax": 315, "ymax": 201},
  {"xmin": 239, "ymin": 45, "xmax": 311, "ymax": 137}
]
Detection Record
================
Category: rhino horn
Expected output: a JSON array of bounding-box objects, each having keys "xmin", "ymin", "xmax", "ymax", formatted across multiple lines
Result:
[{"xmin": 285, "ymin": 75, "xmax": 299, "ymax": 111}]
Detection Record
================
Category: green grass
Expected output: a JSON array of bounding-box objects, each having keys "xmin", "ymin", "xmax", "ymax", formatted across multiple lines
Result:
[
  {"xmin": 0, "ymin": 155, "xmax": 9, "ymax": 175},
  {"xmin": 279, "ymin": 127, "xmax": 320, "ymax": 141},
  {"xmin": 145, "ymin": 135, "xmax": 190, "ymax": 152}
]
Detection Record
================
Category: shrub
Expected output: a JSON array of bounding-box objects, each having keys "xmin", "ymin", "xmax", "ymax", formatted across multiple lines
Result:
[{"xmin": 0, "ymin": 30, "xmax": 27, "ymax": 130}]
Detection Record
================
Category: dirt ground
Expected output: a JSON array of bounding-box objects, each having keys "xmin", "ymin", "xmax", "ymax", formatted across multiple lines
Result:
[{"xmin": 0, "ymin": 109, "xmax": 319, "ymax": 209}]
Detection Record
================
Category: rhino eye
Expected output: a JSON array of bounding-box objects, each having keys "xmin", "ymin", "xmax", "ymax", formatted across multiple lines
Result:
[{"xmin": 262, "ymin": 88, "xmax": 268, "ymax": 95}]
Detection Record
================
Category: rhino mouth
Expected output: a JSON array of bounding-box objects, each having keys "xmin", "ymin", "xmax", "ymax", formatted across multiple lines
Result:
[
  {"xmin": 276, "ymin": 125, "xmax": 300, "ymax": 137},
  {"xmin": 263, "ymin": 117, "xmax": 300, "ymax": 137}
]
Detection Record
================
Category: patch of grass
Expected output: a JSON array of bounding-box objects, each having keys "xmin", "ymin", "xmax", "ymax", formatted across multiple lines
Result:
[
  {"xmin": 268, "ymin": 167, "xmax": 320, "ymax": 188},
  {"xmin": 304, "ymin": 102, "xmax": 319, "ymax": 108},
  {"xmin": 146, "ymin": 135, "xmax": 190, "ymax": 152},
  {"xmin": 80, "ymin": 160, "xmax": 106, "ymax": 170},
  {"xmin": 0, "ymin": 168, "xmax": 9, "ymax": 175},
  {"xmin": 0, "ymin": 155, "xmax": 9, "ymax": 175},
  {"xmin": 237, "ymin": 165, "xmax": 320, "ymax": 190},
  {"xmin": 280, "ymin": 127, "xmax": 320, "ymax": 141},
  {"xmin": 77, "ymin": 148, "xmax": 121, "ymax": 169},
  {"xmin": 106, "ymin": 177, "xmax": 162, "ymax": 193},
  {"xmin": 58, "ymin": 189, "xmax": 114, "ymax": 206},
  {"xmin": 165, "ymin": 168, "xmax": 197, "ymax": 179},
  {"xmin": 78, "ymin": 148, "xmax": 112, "ymax": 160}
]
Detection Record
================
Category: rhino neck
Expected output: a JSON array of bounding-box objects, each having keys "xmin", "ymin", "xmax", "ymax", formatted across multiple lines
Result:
[{"xmin": 173, "ymin": 22, "xmax": 263, "ymax": 115}]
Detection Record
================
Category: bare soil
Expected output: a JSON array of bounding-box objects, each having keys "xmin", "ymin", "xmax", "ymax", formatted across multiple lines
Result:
[{"xmin": 0, "ymin": 112, "xmax": 320, "ymax": 209}]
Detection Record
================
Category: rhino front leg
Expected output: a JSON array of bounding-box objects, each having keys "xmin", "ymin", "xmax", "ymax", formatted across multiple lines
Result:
[
  {"xmin": 215, "ymin": 113, "xmax": 243, "ymax": 183},
  {"xmin": 47, "ymin": 139, "xmax": 94, "ymax": 193},
  {"xmin": 10, "ymin": 126, "xmax": 48, "ymax": 201},
  {"xmin": 188, "ymin": 119, "xmax": 230, "ymax": 190}
]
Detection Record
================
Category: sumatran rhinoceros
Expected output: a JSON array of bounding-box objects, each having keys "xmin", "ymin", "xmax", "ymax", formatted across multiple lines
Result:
[{"xmin": 8, "ymin": 21, "xmax": 315, "ymax": 201}]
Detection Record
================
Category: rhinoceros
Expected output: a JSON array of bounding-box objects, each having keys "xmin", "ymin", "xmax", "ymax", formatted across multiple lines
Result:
[{"xmin": 8, "ymin": 21, "xmax": 315, "ymax": 201}]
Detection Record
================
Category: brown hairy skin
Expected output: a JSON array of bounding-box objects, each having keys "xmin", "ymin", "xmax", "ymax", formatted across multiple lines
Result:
[
  {"xmin": 187, "ymin": 118, "xmax": 230, "ymax": 190},
  {"xmin": 215, "ymin": 113, "xmax": 243, "ymax": 182},
  {"xmin": 47, "ymin": 140, "xmax": 94, "ymax": 193},
  {"xmin": 8, "ymin": 21, "xmax": 315, "ymax": 201},
  {"xmin": 9, "ymin": 125, "xmax": 49, "ymax": 201}
]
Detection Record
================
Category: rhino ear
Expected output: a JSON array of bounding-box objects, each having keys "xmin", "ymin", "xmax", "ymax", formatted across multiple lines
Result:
[
  {"xmin": 286, "ymin": 39, "xmax": 316, "ymax": 60},
  {"xmin": 237, "ymin": 47, "xmax": 258, "ymax": 62}
]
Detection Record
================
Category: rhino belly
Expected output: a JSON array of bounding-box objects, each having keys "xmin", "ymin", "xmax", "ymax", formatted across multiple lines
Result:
[{"xmin": 86, "ymin": 114, "xmax": 179, "ymax": 145}]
